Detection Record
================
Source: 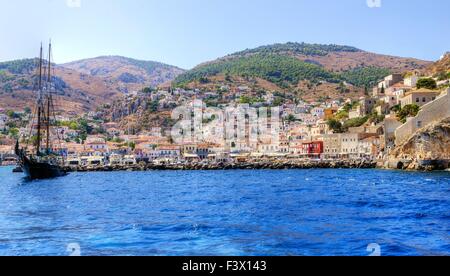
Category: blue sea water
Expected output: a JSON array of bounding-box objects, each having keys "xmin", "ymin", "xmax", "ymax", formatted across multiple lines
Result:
[{"xmin": 0, "ymin": 166, "xmax": 448, "ymax": 256}]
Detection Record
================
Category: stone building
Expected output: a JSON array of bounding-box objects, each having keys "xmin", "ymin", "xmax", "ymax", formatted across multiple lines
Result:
[
  {"xmin": 396, "ymin": 89, "xmax": 450, "ymax": 145},
  {"xmin": 400, "ymin": 89, "xmax": 441, "ymax": 108}
]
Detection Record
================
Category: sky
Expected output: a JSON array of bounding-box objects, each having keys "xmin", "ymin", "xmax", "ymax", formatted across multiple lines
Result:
[{"xmin": 0, "ymin": 0, "xmax": 449, "ymax": 69}]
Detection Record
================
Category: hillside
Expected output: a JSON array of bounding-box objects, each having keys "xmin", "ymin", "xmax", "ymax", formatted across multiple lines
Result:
[
  {"xmin": 62, "ymin": 56, "xmax": 185, "ymax": 93},
  {"xmin": 0, "ymin": 56, "xmax": 184, "ymax": 114},
  {"xmin": 173, "ymin": 42, "xmax": 431, "ymax": 99},
  {"xmin": 0, "ymin": 58, "xmax": 123, "ymax": 114},
  {"xmin": 425, "ymin": 52, "xmax": 450, "ymax": 76},
  {"xmin": 228, "ymin": 42, "xmax": 430, "ymax": 72}
]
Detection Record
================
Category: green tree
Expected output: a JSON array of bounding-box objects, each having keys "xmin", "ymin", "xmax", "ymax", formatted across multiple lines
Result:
[
  {"xmin": 68, "ymin": 121, "xmax": 79, "ymax": 130},
  {"xmin": 272, "ymin": 97, "xmax": 284, "ymax": 107},
  {"xmin": 8, "ymin": 128, "xmax": 19, "ymax": 139},
  {"xmin": 142, "ymin": 87, "xmax": 153, "ymax": 93},
  {"xmin": 416, "ymin": 78, "xmax": 437, "ymax": 90},
  {"xmin": 128, "ymin": 141, "xmax": 136, "ymax": 151},
  {"xmin": 149, "ymin": 100, "xmax": 159, "ymax": 112},
  {"xmin": 397, "ymin": 104, "xmax": 420, "ymax": 123},
  {"xmin": 286, "ymin": 114, "xmax": 297, "ymax": 122},
  {"xmin": 7, "ymin": 110, "xmax": 16, "ymax": 118},
  {"xmin": 334, "ymin": 110, "xmax": 349, "ymax": 121},
  {"xmin": 327, "ymin": 119, "xmax": 344, "ymax": 133},
  {"xmin": 338, "ymin": 82, "xmax": 346, "ymax": 93},
  {"xmin": 390, "ymin": 104, "xmax": 401, "ymax": 113},
  {"xmin": 343, "ymin": 116, "xmax": 370, "ymax": 129}
]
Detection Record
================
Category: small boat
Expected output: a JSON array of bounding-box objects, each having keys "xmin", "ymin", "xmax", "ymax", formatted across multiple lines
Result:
[{"xmin": 15, "ymin": 42, "xmax": 67, "ymax": 180}]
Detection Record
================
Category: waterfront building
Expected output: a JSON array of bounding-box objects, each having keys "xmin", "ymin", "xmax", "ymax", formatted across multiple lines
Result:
[
  {"xmin": 322, "ymin": 134, "xmax": 341, "ymax": 159},
  {"xmin": 300, "ymin": 141, "xmax": 324, "ymax": 158},
  {"xmin": 340, "ymin": 133, "xmax": 363, "ymax": 159},
  {"xmin": 258, "ymin": 139, "xmax": 280, "ymax": 155},
  {"xmin": 182, "ymin": 143, "xmax": 198, "ymax": 157},
  {"xmin": 196, "ymin": 143, "xmax": 212, "ymax": 160},
  {"xmin": 109, "ymin": 153, "xmax": 122, "ymax": 166},
  {"xmin": 80, "ymin": 155, "xmax": 105, "ymax": 167},
  {"xmin": 122, "ymin": 155, "xmax": 137, "ymax": 165},
  {"xmin": 66, "ymin": 156, "xmax": 81, "ymax": 167},
  {"xmin": 358, "ymin": 136, "xmax": 382, "ymax": 159}
]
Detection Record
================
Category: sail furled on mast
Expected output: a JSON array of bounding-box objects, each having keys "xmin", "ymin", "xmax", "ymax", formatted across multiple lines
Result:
[
  {"xmin": 33, "ymin": 41, "xmax": 57, "ymax": 156},
  {"xmin": 16, "ymin": 41, "xmax": 68, "ymax": 180},
  {"xmin": 46, "ymin": 41, "xmax": 52, "ymax": 154},
  {"xmin": 35, "ymin": 43, "xmax": 43, "ymax": 155}
]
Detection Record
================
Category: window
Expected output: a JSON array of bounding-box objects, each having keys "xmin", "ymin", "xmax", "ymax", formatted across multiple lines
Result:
[
  {"xmin": 416, "ymin": 98, "xmax": 420, "ymax": 103},
  {"xmin": 417, "ymin": 121, "xmax": 422, "ymax": 128},
  {"xmin": 422, "ymin": 97, "xmax": 426, "ymax": 102}
]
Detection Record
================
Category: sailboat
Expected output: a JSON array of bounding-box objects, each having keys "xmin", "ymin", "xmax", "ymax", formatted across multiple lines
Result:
[{"xmin": 15, "ymin": 42, "xmax": 67, "ymax": 180}]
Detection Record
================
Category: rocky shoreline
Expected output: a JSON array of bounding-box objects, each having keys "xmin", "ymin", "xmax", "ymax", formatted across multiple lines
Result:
[{"xmin": 64, "ymin": 159, "xmax": 378, "ymax": 172}]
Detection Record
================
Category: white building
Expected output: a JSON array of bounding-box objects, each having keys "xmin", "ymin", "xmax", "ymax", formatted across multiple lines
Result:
[
  {"xmin": 404, "ymin": 75, "xmax": 419, "ymax": 88},
  {"xmin": 340, "ymin": 133, "xmax": 360, "ymax": 157}
]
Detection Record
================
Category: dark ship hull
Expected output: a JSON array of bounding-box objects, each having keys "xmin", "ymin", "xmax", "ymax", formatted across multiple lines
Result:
[{"xmin": 18, "ymin": 154, "xmax": 66, "ymax": 180}]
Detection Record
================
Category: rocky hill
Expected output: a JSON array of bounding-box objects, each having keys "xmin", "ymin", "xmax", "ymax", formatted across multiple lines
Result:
[
  {"xmin": 62, "ymin": 56, "xmax": 185, "ymax": 93},
  {"xmin": 424, "ymin": 52, "xmax": 450, "ymax": 76},
  {"xmin": 389, "ymin": 117, "xmax": 450, "ymax": 170},
  {"xmin": 0, "ymin": 56, "xmax": 184, "ymax": 114},
  {"xmin": 0, "ymin": 59, "xmax": 121, "ymax": 114},
  {"xmin": 173, "ymin": 42, "xmax": 431, "ymax": 100}
]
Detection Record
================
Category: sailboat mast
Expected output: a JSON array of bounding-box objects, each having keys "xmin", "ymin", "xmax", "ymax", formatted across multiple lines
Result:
[
  {"xmin": 46, "ymin": 41, "xmax": 52, "ymax": 153},
  {"xmin": 36, "ymin": 44, "xmax": 43, "ymax": 155}
]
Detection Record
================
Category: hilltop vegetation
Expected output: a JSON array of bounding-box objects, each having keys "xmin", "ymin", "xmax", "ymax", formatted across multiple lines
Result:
[
  {"xmin": 175, "ymin": 54, "xmax": 338, "ymax": 88},
  {"xmin": 175, "ymin": 54, "xmax": 391, "ymax": 89},
  {"xmin": 0, "ymin": 59, "xmax": 38, "ymax": 74},
  {"xmin": 174, "ymin": 42, "xmax": 430, "ymax": 93},
  {"xmin": 340, "ymin": 67, "xmax": 391, "ymax": 88},
  {"xmin": 232, "ymin": 42, "xmax": 360, "ymax": 57}
]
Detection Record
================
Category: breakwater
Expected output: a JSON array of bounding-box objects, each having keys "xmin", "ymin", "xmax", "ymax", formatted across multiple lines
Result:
[{"xmin": 64, "ymin": 159, "xmax": 377, "ymax": 172}]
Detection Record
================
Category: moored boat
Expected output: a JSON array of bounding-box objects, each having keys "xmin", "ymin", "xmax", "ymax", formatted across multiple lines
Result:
[{"xmin": 15, "ymin": 42, "xmax": 67, "ymax": 180}]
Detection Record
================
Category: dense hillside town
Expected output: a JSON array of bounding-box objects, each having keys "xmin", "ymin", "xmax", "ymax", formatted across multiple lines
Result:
[{"xmin": 1, "ymin": 64, "xmax": 449, "ymax": 170}]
